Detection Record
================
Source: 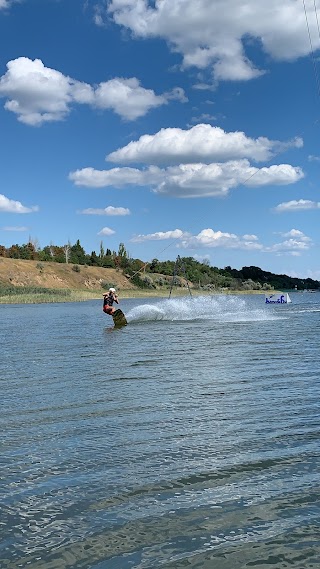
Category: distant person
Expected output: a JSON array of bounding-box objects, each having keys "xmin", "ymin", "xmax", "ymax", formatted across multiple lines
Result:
[{"xmin": 102, "ymin": 288, "xmax": 119, "ymax": 316}]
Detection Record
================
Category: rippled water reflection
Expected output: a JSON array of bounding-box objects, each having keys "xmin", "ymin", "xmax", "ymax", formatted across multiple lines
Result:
[{"xmin": 1, "ymin": 293, "xmax": 320, "ymax": 568}]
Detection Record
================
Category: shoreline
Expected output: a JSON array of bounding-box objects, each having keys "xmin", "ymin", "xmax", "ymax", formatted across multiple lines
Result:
[{"xmin": 0, "ymin": 288, "xmax": 271, "ymax": 305}]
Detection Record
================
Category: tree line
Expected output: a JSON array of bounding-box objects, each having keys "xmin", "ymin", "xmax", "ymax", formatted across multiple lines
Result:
[
  {"xmin": 1, "ymin": 239, "xmax": 319, "ymax": 291},
  {"xmin": 0, "ymin": 240, "xmax": 118, "ymax": 267}
]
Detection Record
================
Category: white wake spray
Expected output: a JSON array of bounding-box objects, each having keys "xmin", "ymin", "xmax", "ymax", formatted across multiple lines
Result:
[{"xmin": 125, "ymin": 295, "xmax": 280, "ymax": 324}]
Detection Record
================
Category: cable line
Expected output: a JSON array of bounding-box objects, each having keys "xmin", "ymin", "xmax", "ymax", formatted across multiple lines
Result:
[{"xmin": 302, "ymin": 0, "xmax": 320, "ymax": 98}]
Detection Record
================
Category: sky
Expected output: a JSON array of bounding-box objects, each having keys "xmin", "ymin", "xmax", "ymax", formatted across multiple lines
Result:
[{"xmin": 1, "ymin": 0, "xmax": 320, "ymax": 279}]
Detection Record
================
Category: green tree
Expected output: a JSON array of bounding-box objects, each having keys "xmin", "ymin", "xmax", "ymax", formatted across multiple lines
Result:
[
  {"xmin": 70, "ymin": 239, "xmax": 86, "ymax": 265},
  {"xmin": 0, "ymin": 245, "xmax": 6, "ymax": 257},
  {"xmin": 19, "ymin": 242, "xmax": 38, "ymax": 260},
  {"xmin": 7, "ymin": 244, "xmax": 21, "ymax": 259},
  {"xmin": 149, "ymin": 258, "xmax": 159, "ymax": 272},
  {"xmin": 89, "ymin": 251, "xmax": 100, "ymax": 266},
  {"xmin": 99, "ymin": 241, "xmax": 105, "ymax": 259}
]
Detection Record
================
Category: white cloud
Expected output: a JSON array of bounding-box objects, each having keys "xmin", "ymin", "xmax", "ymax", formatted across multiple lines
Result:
[
  {"xmin": 70, "ymin": 159, "xmax": 303, "ymax": 198},
  {"xmin": 107, "ymin": 0, "xmax": 320, "ymax": 81},
  {"xmin": 0, "ymin": 57, "xmax": 185, "ymax": 125},
  {"xmin": 242, "ymin": 234, "xmax": 259, "ymax": 241},
  {"xmin": 243, "ymin": 164, "xmax": 304, "ymax": 187},
  {"xmin": 154, "ymin": 162, "xmax": 303, "ymax": 198},
  {"xmin": 131, "ymin": 229, "xmax": 188, "ymax": 242},
  {"xmin": 0, "ymin": 193, "xmax": 39, "ymax": 213},
  {"xmin": 131, "ymin": 226, "xmax": 263, "ymax": 250},
  {"xmin": 1, "ymin": 226, "xmax": 29, "ymax": 231},
  {"xmin": 308, "ymin": 155, "xmax": 320, "ymax": 162},
  {"xmin": 181, "ymin": 228, "xmax": 263, "ymax": 250},
  {"xmin": 0, "ymin": 57, "xmax": 93, "ymax": 125},
  {"xmin": 129, "ymin": 224, "xmax": 313, "ymax": 257},
  {"xmin": 69, "ymin": 166, "xmax": 161, "ymax": 187},
  {"xmin": 267, "ymin": 239, "xmax": 311, "ymax": 254},
  {"xmin": 280, "ymin": 229, "xmax": 311, "ymax": 241},
  {"xmin": 190, "ymin": 113, "xmax": 216, "ymax": 123},
  {"xmin": 274, "ymin": 199, "xmax": 320, "ymax": 212},
  {"xmin": 98, "ymin": 227, "xmax": 115, "ymax": 235},
  {"xmin": 193, "ymin": 253, "xmax": 211, "ymax": 263},
  {"xmin": 107, "ymin": 124, "xmax": 302, "ymax": 165},
  {"xmin": 94, "ymin": 78, "xmax": 186, "ymax": 120},
  {"xmin": 265, "ymin": 229, "xmax": 312, "ymax": 255},
  {"xmin": 0, "ymin": 0, "xmax": 16, "ymax": 9},
  {"xmin": 79, "ymin": 206, "xmax": 131, "ymax": 215}
]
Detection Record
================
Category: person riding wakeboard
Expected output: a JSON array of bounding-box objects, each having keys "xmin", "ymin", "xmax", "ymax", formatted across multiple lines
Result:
[{"xmin": 102, "ymin": 288, "xmax": 119, "ymax": 316}]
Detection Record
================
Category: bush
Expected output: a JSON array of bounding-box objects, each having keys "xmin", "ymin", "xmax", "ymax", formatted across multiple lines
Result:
[
  {"xmin": 72, "ymin": 265, "xmax": 80, "ymax": 273},
  {"xmin": 101, "ymin": 281, "xmax": 117, "ymax": 290},
  {"xmin": 130, "ymin": 274, "xmax": 152, "ymax": 289},
  {"xmin": 142, "ymin": 275, "xmax": 156, "ymax": 289}
]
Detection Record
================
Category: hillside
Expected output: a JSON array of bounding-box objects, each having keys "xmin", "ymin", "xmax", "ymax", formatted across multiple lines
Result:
[
  {"xmin": 0, "ymin": 257, "xmax": 136, "ymax": 293},
  {"xmin": 1, "ymin": 257, "xmax": 319, "ymax": 300}
]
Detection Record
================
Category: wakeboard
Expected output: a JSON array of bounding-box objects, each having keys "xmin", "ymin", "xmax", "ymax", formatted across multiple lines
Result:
[{"xmin": 112, "ymin": 308, "xmax": 128, "ymax": 327}]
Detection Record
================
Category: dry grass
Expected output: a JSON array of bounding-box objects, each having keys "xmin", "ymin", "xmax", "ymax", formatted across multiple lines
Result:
[
  {"xmin": 0, "ymin": 257, "xmax": 267, "ymax": 304},
  {"xmin": 0, "ymin": 290, "xmax": 101, "ymax": 304},
  {"xmin": 0, "ymin": 257, "xmax": 135, "ymax": 291}
]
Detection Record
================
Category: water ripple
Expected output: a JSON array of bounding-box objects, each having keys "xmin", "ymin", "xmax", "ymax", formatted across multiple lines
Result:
[{"xmin": 1, "ymin": 294, "xmax": 320, "ymax": 568}]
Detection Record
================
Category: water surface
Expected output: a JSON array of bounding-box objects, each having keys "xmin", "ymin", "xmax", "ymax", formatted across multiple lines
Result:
[{"xmin": 1, "ymin": 293, "xmax": 320, "ymax": 568}]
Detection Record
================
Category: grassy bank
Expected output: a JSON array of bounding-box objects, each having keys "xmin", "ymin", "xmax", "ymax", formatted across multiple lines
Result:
[
  {"xmin": 0, "ymin": 286, "xmax": 101, "ymax": 304},
  {"xmin": 0, "ymin": 259, "xmax": 274, "ymax": 304},
  {"xmin": 0, "ymin": 286, "xmax": 194, "ymax": 304},
  {"xmin": 0, "ymin": 285, "xmax": 267, "ymax": 304}
]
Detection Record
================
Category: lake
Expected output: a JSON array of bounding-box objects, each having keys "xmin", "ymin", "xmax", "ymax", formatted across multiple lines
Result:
[{"xmin": 1, "ymin": 292, "xmax": 320, "ymax": 569}]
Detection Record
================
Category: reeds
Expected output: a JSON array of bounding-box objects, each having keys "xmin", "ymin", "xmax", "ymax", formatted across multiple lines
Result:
[{"xmin": 0, "ymin": 285, "xmax": 100, "ymax": 304}]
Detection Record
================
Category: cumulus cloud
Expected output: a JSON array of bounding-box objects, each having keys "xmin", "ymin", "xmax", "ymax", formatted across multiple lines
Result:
[
  {"xmin": 131, "ymin": 226, "xmax": 264, "ymax": 250},
  {"xmin": 265, "ymin": 229, "xmax": 312, "ymax": 255},
  {"xmin": 97, "ymin": 227, "xmax": 115, "ymax": 235},
  {"xmin": 106, "ymin": 0, "xmax": 320, "ymax": 82},
  {"xmin": 154, "ymin": 161, "xmax": 303, "ymax": 198},
  {"xmin": 267, "ymin": 239, "xmax": 311, "ymax": 254},
  {"xmin": 242, "ymin": 234, "xmax": 259, "ymax": 241},
  {"xmin": 243, "ymin": 164, "xmax": 304, "ymax": 187},
  {"xmin": 129, "ymin": 223, "xmax": 312, "ymax": 256},
  {"xmin": 0, "ymin": 193, "xmax": 39, "ymax": 213},
  {"xmin": 0, "ymin": 57, "xmax": 93, "ymax": 125},
  {"xmin": 130, "ymin": 225, "xmax": 313, "ymax": 257},
  {"xmin": 79, "ymin": 206, "xmax": 131, "ymax": 215},
  {"xmin": 131, "ymin": 229, "xmax": 188, "ymax": 242},
  {"xmin": 280, "ymin": 229, "xmax": 311, "ymax": 241},
  {"xmin": 69, "ymin": 166, "xmax": 162, "ymax": 187},
  {"xmin": 94, "ymin": 78, "xmax": 186, "ymax": 120},
  {"xmin": 70, "ymin": 160, "xmax": 303, "ymax": 198},
  {"xmin": 0, "ymin": 57, "xmax": 186, "ymax": 125},
  {"xmin": 107, "ymin": 124, "xmax": 303, "ymax": 165},
  {"xmin": 180, "ymin": 228, "xmax": 263, "ymax": 250},
  {"xmin": 274, "ymin": 199, "xmax": 320, "ymax": 212}
]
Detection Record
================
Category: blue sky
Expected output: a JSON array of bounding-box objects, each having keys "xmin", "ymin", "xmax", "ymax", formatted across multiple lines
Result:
[{"xmin": 1, "ymin": 0, "xmax": 320, "ymax": 279}]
